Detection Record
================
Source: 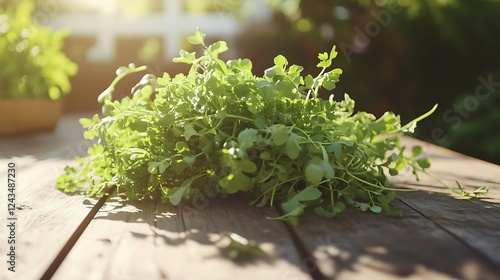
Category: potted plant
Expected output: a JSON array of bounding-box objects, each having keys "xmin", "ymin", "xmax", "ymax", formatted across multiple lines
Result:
[{"xmin": 0, "ymin": 0, "xmax": 77, "ymax": 136}]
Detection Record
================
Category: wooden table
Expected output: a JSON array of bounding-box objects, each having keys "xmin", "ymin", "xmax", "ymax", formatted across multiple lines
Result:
[{"xmin": 1, "ymin": 113, "xmax": 499, "ymax": 280}]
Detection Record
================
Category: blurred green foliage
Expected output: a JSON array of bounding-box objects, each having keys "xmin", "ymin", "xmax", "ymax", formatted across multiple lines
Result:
[
  {"xmin": 0, "ymin": 0, "xmax": 77, "ymax": 100},
  {"xmin": 234, "ymin": 0, "xmax": 500, "ymax": 163},
  {"xmin": 441, "ymin": 72, "xmax": 500, "ymax": 164}
]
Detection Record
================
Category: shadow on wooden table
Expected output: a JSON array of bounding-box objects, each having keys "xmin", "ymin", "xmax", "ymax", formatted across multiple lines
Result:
[
  {"xmin": 53, "ymin": 193, "xmax": 314, "ymax": 279},
  {"xmin": 91, "ymin": 194, "xmax": 300, "ymax": 262},
  {"xmin": 294, "ymin": 195, "xmax": 499, "ymax": 279},
  {"xmin": 81, "ymin": 185, "xmax": 500, "ymax": 280}
]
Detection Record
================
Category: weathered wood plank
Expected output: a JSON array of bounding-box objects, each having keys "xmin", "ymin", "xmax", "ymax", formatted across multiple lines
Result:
[
  {"xmin": 286, "ymin": 200, "xmax": 500, "ymax": 280},
  {"xmin": 0, "ymin": 162, "xmax": 97, "ymax": 280},
  {"xmin": 396, "ymin": 137, "xmax": 500, "ymax": 202},
  {"xmin": 397, "ymin": 190, "xmax": 500, "ymax": 268},
  {"xmin": 391, "ymin": 137, "xmax": 500, "ymax": 268},
  {"xmin": 0, "ymin": 113, "xmax": 99, "ymax": 280},
  {"xmin": 281, "ymin": 137, "xmax": 500, "ymax": 280},
  {"xmin": 52, "ymin": 195, "xmax": 311, "ymax": 280}
]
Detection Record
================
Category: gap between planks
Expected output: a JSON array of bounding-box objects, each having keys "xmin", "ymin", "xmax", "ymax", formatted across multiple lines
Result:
[
  {"xmin": 276, "ymin": 206, "xmax": 329, "ymax": 280},
  {"xmin": 0, "ymin": 158, "xmax": 101, "ymax": 280},
  {"xmin": 40, "ymin": 186, "xmax": 117, "ymax": 280},
  {"xmin": 50, "ymin": 194, "xmax": 313, "ymax": 280},
  {"xmin": 398, "ymin": 197, "xmax": 500, "ymax": 269},
  {"xmin": 284, "ymin": 200, "xmax": 500, "ymax": 280}
]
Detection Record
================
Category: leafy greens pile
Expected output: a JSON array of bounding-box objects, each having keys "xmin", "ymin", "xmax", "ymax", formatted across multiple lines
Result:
[{"xmin": 56, "ymin": 30, "xmax": 437, "ymax": 225}]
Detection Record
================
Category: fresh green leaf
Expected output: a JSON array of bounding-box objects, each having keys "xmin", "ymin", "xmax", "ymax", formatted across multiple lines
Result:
[
  {"xmin": 219, "ymin": 172, "xmax": 253, "ymax": 194},
  {"xmin": 473, "ymin": 186, "xmax": 489, "ymax": 195},
  {"xmin": 329, "ymin": 45, "xmax": 338, "ymax": 59},
  {"xmin": 184, "ymin": 124, "xmax": 199, "ymax": 140},
  {"xmin": 274, "ymin": 55, "xmax": 288, "ymax": 67},
  {"xmin": 314, "ymin": 201, "xmax": 346, "ymax": 218},
  {"xmin": 411, "ymin": 146, "xmax": 423, "ymax": 158},
  {"xmin": 268, "ymin": 124, "xmax": 289, "ymax": 146},
  {"xmin": 285, "ymin": 132, "xmax": 302, "ymax": 159},
  {"xmin": 169, "ymin": 175, "xmax": 201, "ymax": 205},
  {"xmin": 318, "ymin": 52, "xmax": 328, "ymax": 61},
  {"xmin": 305, "ymin": 161, "xmax": 324, "ymax": 184},
  {"xmin": 186, "ymin": 29, "xmax": 205, "ymax": 46},
  {"xmin": 281, "ymin": 187, "xmax": 322, "ymax": 216},
  {"xmin": 173, "ymin": 50, "xmax": 197, "ymax": 64},
  {"xmin": 416, "ymin": 158, "xmax": 431, "ymax": 169},
  {"xmin": 370, "ymin": 205, "xmax": 382, "ymax": 213},
  {"xmin": 209, "ymin": 41, "xmax": 229, "ymax": 55},
  {"xmin": 237, "ymin": 129, "xmax": 258, "ymax": 150},
  {"xmin": 79, "ymin": 118, "xmax": 93, "ymax": 128},
  {"xmin": 239, "ymin": 160, "xmax": 258, "ymax": 173}
]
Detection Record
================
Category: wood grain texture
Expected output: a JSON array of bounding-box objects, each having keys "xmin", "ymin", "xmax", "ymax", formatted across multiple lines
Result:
[
  {"xmin": 281, "ymin": 137, "xmax": 500, "ymax": 280},
  {"xmin": 286, "ymin": 200, "xmax": 500, "ymax": 280},
  {"xmin": 53, "ymin": 195, "xmax": 311, "ymax": 280},
  {"xmin": 395, "ymin": 137, "xmax": 500, "ymax": 202},
  {"xmin": 393, "ymin": 137, "xmax": 500, "ymax": 268},
  {"xmin": 0, "ymin": 113, "xmax": 98, "ymax": 280}
]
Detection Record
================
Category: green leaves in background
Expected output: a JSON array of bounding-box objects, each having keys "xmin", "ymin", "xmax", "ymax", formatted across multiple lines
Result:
[{"xmin": 0, "ymin": 1, "xmax": 77, "ymax": 100}]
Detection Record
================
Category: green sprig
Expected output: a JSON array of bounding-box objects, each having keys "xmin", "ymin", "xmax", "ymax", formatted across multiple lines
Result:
[{"xmin": 56, "ymin": 30, "xmax": 449, "ymax": 224}]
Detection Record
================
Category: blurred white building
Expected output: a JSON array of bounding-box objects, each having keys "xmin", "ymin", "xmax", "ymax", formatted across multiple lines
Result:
[{"xmin": 38, "ymin": 0, "xmax": 270, "ymax": 62}]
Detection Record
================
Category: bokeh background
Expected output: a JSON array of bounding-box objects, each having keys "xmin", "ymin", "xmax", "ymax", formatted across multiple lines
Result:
[{"xmin": 6, "ymin": 0, "xmax": 500, "ymax": 164}]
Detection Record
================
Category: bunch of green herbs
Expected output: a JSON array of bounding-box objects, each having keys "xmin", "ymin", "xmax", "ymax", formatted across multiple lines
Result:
[{"xmin": 56, "ymin": 31, "xmax": 438, "ymax": 225}]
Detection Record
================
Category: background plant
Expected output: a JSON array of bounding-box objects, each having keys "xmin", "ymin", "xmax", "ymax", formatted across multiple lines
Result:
[
  {"xmin": 442, "ymin": 72, "xmax": 500, "ymax": 164},
  {"xmin": 0, "ymin": 0, "xmax": 77, "ymax": 100}
]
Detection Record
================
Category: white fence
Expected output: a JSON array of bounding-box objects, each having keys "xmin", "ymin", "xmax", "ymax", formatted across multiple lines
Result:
[{"xmin": 41, "ymin": 0, "xmax": 270, "ymax": 61}]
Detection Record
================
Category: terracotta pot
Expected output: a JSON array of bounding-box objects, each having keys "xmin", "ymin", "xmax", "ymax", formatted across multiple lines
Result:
[{"xmin": 0, "ymin": 99, "xmax": 62, "ymax": 136}]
